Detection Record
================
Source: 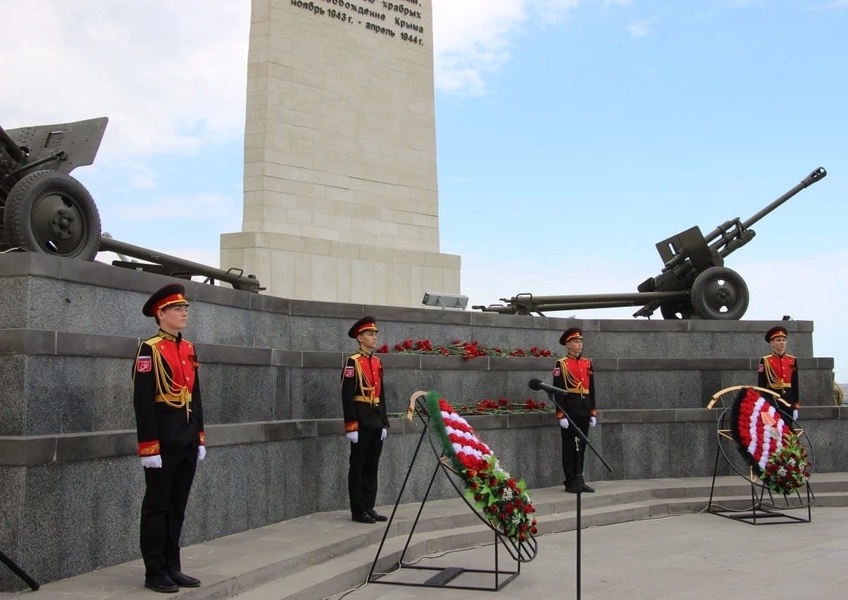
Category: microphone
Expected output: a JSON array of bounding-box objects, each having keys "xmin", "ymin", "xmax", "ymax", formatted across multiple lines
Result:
[{"xmin": 528, "ymin": 378, "xmax": 567, "ymax": 396}]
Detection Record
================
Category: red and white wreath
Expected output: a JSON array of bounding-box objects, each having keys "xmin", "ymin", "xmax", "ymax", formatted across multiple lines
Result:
[
  {"xmin": 426, "ymin": 392, "xmax": 537, "ymax": 541},
  {"xmin": 732, "ymin": 387, "xmax": 792, "ymax": 470},
  {"xmin": 730, "ymin": 387, "xmax": 810, "ymax": 495}
]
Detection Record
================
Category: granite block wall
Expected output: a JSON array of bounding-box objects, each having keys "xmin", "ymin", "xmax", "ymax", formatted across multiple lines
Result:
[
  {"xmin": 0, "ymin": 253, "xmax": 844, "ymax": 590},
  {"xmin": 0, "ymin": 351, "xmax": 837, "ymax": 437}
]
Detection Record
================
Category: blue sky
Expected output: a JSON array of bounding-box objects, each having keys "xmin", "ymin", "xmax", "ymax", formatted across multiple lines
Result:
[{"xmin": 2, "ymin": 0, "xmax": 846, "ymax": 383}]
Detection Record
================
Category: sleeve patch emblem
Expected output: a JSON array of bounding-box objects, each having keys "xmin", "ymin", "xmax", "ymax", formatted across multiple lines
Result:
[
  {"xmin": 553, "ymin": 367, "xmax": 561, "ymax": 377},
  {"xmin": 136, "ymin": 356, "xmax": 152, "ymax": 373},
  {"xmin": 344, "ymin": 365, "xmax": 355, "ymax": 378},
  {"xmin": 757, "ymin": 364, "xmax": 764, "ymax": 373}
]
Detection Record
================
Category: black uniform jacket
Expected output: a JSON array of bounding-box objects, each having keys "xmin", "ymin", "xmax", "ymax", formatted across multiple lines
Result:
[
  {"xmin": 758, "ymin": 353, "xmax": 799, "ymax": 409},
  {"xmin": 133, "ymin": 331, "xmax": 205, "ymax": 456},
  {"xmin": 341, "ymin": 351, "xmax": 388, "ymax": 431},
  {"xmin": 552, "ymin": 354, "xmax": 597, "ymax": 419}
]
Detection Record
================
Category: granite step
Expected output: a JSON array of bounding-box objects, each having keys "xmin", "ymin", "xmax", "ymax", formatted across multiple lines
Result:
[
  {"xmin": 225, "ymin": 475, "xmax": 848, "ymax": 600},
  {"xmin": 8, "ymin": 474, "xmax": 847, "ymax": 600}
]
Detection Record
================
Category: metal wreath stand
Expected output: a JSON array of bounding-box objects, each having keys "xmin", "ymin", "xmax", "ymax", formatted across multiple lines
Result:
[
  {"xmin": 367, "ymin": 391, "xmax": 538, "ymax": 592},
  {"xmin": 706, "ymin": 385, "xmax": 815, "ymax": 525}
]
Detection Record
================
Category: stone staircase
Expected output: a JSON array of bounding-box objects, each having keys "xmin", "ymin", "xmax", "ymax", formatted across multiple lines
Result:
[{"xmin": 9, "ymin": 474, "xmax": 848, "ymax": 600}]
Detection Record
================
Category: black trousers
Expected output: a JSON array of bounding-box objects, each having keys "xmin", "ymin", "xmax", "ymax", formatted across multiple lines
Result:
[
  {"xmin": 140, "ymin": 445, "xmax": 197, "ymax": 579},
  {"xmin": 348, "ymin": 427, "xmax": 383, "ymax": 516},
  {"xmin": 560, "ymin": 416, "xmax": 591, "ymax": 486}
]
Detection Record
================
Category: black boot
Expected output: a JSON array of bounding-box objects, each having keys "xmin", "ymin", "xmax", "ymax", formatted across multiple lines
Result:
[{"xmin": 144, "ymin": 575, "xmax": 179, "ymax": 593}]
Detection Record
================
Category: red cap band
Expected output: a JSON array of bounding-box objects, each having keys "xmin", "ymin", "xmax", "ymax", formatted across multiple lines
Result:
[
  {"xmin": 153, "ymin": 293, "xmax": 188, "ymax": 314},
  {"xmin": 354, "ymin": 321, "xmax": 377, "ymax": 336}
]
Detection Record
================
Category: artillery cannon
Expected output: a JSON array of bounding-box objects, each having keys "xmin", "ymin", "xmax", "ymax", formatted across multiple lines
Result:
[
  {"xmin": 0, "ymin": 117, "xmax": 262, "ymax": 292},
  {"xmin": 474, "ymin": 168, "xmax": 827, "ymax": 320}
]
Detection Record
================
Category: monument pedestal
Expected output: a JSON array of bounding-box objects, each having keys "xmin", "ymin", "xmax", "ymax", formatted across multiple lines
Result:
[{"xmin": 221, "ymin": 230, "xmax": 460, "ymax": 305}]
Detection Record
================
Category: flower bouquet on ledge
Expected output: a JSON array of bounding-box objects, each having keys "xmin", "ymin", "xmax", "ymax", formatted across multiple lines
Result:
[
  {"xmin": 391, "ymin": 396, "xmax": 551, "ymax": 419},
  {"xmin": 426, "ymin": 393, "xmax": 538, "ymax": 543},
  {"xmin": 453, "ymin": 397, "xmax": 550, "ymax": 415},
  {"xmin": 377, "ymin": 339, "xmax": 552, "ymax": 360},
  {"xmin": 760, "ymin": 432, "xmax": 811, "ymax": 496}
]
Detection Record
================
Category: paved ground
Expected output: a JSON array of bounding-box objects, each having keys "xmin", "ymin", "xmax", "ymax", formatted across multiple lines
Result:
[
  {"xmin": 4, "ymin": 475, "xmax": 846, "ymax": 600},
  {"xmin": 338, "ymin": 507, "xmax": 848, "ymax": 600}
]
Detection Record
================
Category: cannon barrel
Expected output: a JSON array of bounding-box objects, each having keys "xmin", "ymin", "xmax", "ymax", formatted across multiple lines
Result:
[
  {"xmin": 0, "ymin": 125, "xmax": 26, "ymax": 164},
  {"xmin": 474, "ymin": 290, "xmax": 689, "ymax": 315},
  {"xmin": 98, "ymin": 236, "xmax": 263, "ymax": 293},
  {"xmin": 705, "ymin": 166, "xmax": 827, "ymax": 260},
  {"xmin": 703, "ymin": 167, "xmax": 826, "ymax": 246},
  {"xmin": 497, "ymin": 291, "xmax": 688, "ymax": 306},
  {"xmin": 740, "ymin": 167, "xmax": 826, "ymax": 230},
  {"xmin": 661, "ymin": 167, "xmax": 827, "ymax": 273}
]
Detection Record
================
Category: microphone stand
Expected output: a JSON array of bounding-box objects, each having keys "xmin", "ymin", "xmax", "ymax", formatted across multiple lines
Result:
[{"xmin": 543, "ymin": 389, "xmax": 613, "ymax": 600}]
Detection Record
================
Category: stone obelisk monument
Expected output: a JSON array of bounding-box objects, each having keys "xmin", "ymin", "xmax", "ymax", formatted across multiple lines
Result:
[{"xmin": 221, "ymin": 0, "xmax": 461, "ymax": 306}]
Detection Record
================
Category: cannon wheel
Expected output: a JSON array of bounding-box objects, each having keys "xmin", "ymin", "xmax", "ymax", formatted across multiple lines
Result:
[
  {"xmin": 690, "ymin": 266, "xmax": 749, "ymax": 320},
  {"xmin": 660, "ymin": 300, "xmax": 695, "ymax": 320},
  {"xmin": 3, "ymin": 170, "xmax": 101, "ymax": 260}
]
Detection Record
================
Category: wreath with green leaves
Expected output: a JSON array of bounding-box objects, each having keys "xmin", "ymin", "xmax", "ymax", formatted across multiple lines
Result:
[
  {"xmin": 426, "ymin": 392, "xmax": 537, "ymax": 541},
  {"xmin": 760, "ymin": 432, "xmax": 811, "ymax": 496},
  {"xmin": 731, "ymin": 387, "xmax": 811, "ymax": 496}
]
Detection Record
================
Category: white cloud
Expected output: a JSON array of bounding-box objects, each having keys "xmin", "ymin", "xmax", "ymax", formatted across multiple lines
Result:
[
  {"xmin": 533, "ymin": 0, "xmax": 582, "ymax": 23},
  {"xmin": 627, "ymin": 19, "xmax": 654, "ymax": 37},
  {"xmin": 432, "ymin": 0, "xmax": 580, "ymax": 95},
  {"xmin": 726, "ymin": 0, "xmax": 766, "ymax": 7},
  {"xmin": 0, "ymin": 1, "xmax": 249, "ymax": 162},
  {"xmin": 1, "ymin": 1, "xmax": 579, "ymax": 158},
  {"xmin": 809, "ymin": 0, "xmax": 848, "ymax": 8},
  {"xmin": 123, "ymin": 162, "xmax": 160, "ymax": 190},
  {"xmin": 114, "ymin": 192, "xmax": 240, "ymax": 224},
  {"xmin": 432, "ymin": 1, "xmax": 527, "ymax": 95}
]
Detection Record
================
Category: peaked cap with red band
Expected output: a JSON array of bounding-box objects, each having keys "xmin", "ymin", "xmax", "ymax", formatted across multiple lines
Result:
[
  {"xmin": 142, "ymin": 283, "xmax": 190, "ymax": 317},
  {"xmin": 559, "ymin": 327, "xmax": 583, "ymax": 346},
  {"xmin": 348, "ymin": 316, "xmax": 378, "ymax": 339},
  {"xmin": 765, "ymin": 326, "xmax": 788, "ymax": 342}
]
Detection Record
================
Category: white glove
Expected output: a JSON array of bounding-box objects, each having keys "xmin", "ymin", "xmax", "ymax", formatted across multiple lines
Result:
[
  {"xmin": 346, "ymin": 431, "xmax": 359, "ymax": 444},
  {"xmin": 380, "ymin": 428, "xmax": 387, "ymax": 441},
  {"xmin": 141, "ymin": 455, "xmax": 162, "ymax": 469},
  {"xmin": 197, "ymin": 446, "xmax": 207, "ymax": 461},
  {"xmin": 558, "ymin": 418, "xmax": 569, "ymax": 429},
  {"xmin": 792, "ymin": 409, "xmax": 799, "ymax": 421},
  {"xmin": 589, "ymin": 417, "xmax": 597, "ymax": 427}
]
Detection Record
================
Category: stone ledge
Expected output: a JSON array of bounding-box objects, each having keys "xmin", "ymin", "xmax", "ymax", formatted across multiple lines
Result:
[
  {"xmin": 3, "ymin": 407, "xmax": 845, "ymax": 466},
  {"xmin": 0, "ymin": 329, "xmax": 834, "ymax": 370},
  {"xmin": 0, "ymin": 253, "xmax": 817, "ymax": 334}
]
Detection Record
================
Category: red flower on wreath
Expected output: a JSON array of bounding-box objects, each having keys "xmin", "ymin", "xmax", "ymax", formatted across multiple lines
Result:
[
  {"xmin": 427, "ymin": 393, "xmax": 537, "ymax": 541},
  {"xmin": 732, "ymin": 387, "xmax": 811, "ymax": 495},
  {"xmin": 735, "ymin": 388, "xmax": 792, "ymax": 470}
]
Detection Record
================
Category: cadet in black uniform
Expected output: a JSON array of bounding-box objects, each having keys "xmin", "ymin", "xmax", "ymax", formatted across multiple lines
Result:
[
  {"xmin": 341, "ymin": 316, "xmax": 389, "ymax": 524},
  {"xmin": 552, "ymin": 327, "xmax": 597, "ymax": 494},
  {"xmin": 133, "ymin": 283, "xmax": 206, "ymax": 593},
  {"xmin": 758, "ymin": 325, "xmax": 800, "ymax": 423}
]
